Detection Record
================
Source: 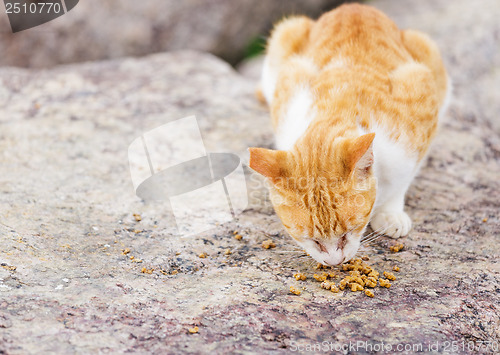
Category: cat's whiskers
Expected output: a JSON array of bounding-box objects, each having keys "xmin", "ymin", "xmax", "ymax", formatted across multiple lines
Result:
[{"xmin": 361, "ymin": 222, "xmax": 397, "ymax": 246}]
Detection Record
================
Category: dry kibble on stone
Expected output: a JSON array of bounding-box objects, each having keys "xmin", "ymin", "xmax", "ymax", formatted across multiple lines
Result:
[
  {"xmin": 356, "ymin": 277, "xmax": 365, "ymax": 286},
  {"xmin": 198, "ymin": 253, "xmax": 207, "ymax": 258},
  {"xmin": 364, "ymin": 278, "xmax": 377, "ymax": 288},
  {"xmin": 303, "ymin": 256, "xmax": 399, "ymax": 296},
  {"xmin": 1, "ymin": 264, "xmax": 16, "ymax": 271},
  {"xmin": 133, "ymin": 213, "xmax": 142, "ymax": 222},
  {"xmin": 234, "ymin": 234, "xmax": 243, "ymax": 240},
  {"xmin": 390, "ymin": 243, "xmax": 404, "ymax": 252},
  {"xmin": 393, "ymin": 266, "xmax": 400, "ymax": 272},
  {"xmin": 188, "ymin": 326, "xmax": 199, "ymax": 334},
  {"xmin": 224, "ymin": 249, "xmax": 232, "ymax": 255},
  {"xmin": 290, "ymin": 286, "xmax": 301, "ymax": 295},
  {"xmin": 321, "ymin": 281, "xmax": 332, "ymax": 290},
  {"xmin": 351, "ymin": 283, "xmax": 364, "ymax": 292},
  {"xmin": 315, "ymin": 263, "xmax": 329, "ymax": 270},
  {"xmin": 262, "ymin": 239, "xmax": 276, "ymax": 249},
  {"xmin": 342, "ymin": 264, "xmax": 353, "ymax": 271},
  {"xmin": 383, "ymin": 271, "xmax": 396, "ymax": 281},
  {"xmin": 379, "ymin": 278, "xmax": 391, "ymax": 288},
  {"xmin": 313, "ymin": 273, "xmax": 327, "ymax": 282},
  {"xmin": 293, "ymin": 272, "xmax": 307, "ymax": 281},
  {"xmin": 361, "ymin": 266, "xmax": 372, "ymax": 275},
  {"xmin": 349, "ymin": 258, "xmax": 362, "ymax": 265}
]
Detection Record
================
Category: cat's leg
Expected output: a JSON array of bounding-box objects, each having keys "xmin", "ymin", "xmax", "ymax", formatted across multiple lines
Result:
[
  {"xmin": 370, "ymin": 133, "xmax": 417, "ymax": 239},
  {"xmin": 371, "ymin": 185, "xmax": 413, "ymax": 239},
  {"xmin": 371, "ymin": 61, "xmax": 437, "ymax": 239},
  {"xmin": 260, "ymin": 16, "xmax": 313, "ymax": 105}
]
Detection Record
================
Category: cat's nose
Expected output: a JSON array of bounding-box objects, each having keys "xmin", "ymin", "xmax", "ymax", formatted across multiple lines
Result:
[{"xmin": 322, "ymin": 250, "xmax": 345, "ymax": 265}]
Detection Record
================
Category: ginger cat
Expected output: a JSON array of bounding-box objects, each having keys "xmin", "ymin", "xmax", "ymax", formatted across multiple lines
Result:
[{"xmin": 249, "ymin": 4, "xmax": 450, "ymax": 265}]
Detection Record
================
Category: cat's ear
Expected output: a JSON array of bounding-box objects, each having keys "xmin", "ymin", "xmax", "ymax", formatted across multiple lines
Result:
[
  {"xmin": 344, "ymin": 133, "xmax": 375, "ymax": 177},
  {"xmin": 248, "ymin": 147, "xmax": 290, "ymax": 181}
]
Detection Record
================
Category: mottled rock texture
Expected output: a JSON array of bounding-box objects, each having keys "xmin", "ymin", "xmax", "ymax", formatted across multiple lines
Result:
[
  {"xmin": 0, "ymin": 0, "xmax": 343, "ymax": 68},
  {"xmin": 1, "ymin": 0, "xmax": 499, "ymax": 353}
]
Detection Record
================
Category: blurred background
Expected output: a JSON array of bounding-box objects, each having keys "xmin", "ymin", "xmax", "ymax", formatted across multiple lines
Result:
[{"xmin": 0, "ymin": 0, "xmax": 348, "ymax": 69}]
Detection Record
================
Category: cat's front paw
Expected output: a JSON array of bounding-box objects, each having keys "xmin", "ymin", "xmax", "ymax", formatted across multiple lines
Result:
[{"xmin": 371, "ymin": 211, "xmax": 412, "ymax": 238}]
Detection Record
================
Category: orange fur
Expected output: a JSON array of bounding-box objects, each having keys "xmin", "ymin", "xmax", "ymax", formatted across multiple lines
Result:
[{"xmin": 249, "ymin": 4, "xmax": 448, "ymax": 265}]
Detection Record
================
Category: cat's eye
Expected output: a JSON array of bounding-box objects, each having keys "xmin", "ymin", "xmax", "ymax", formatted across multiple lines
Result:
[{"xmin": 314, "ymin": 240, "xmax": 328, "ymax": 253}]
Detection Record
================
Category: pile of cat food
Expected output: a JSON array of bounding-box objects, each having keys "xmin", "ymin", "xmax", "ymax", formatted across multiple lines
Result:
[{"xmin": 291, "ymin": 253, "xmax": 400, "ymax": 298}]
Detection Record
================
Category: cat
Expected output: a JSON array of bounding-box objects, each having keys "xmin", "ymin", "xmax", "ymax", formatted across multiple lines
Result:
[{"xmin": 249, "ymin": 4, "xmax": 450, "ymax": 266}]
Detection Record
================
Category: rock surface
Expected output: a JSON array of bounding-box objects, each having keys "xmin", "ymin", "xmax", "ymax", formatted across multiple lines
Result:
[
  {"xmin": 1, "ymin": 0, "xmax": 499, "ymax": 353},
  {"xmin": 0, "ymin": 0, "xmax": 343, "ymax": 68}
]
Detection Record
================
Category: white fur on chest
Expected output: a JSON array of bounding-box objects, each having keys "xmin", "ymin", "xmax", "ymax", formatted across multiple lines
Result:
[
  {"xmin": 367, "ymin": 126, "xmax": 418, "ymax": 208},
  {"xmin": 261, "ymin": 56, "xmax": 277, "ymax": 105},
  {"xmin": 275, "ymin": 87, "xmax": 316, "ymax": 150}
]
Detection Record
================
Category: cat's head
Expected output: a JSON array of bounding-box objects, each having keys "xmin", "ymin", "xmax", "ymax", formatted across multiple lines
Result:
[{"xmin": 249, "ymin": 133, "xmax": 376, "ymax": 265}]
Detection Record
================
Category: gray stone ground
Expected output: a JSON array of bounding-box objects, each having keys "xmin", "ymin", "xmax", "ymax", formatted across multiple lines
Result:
[{"xmin": 0, "ymin": 0, "xmax": 499, "ymax": 353}]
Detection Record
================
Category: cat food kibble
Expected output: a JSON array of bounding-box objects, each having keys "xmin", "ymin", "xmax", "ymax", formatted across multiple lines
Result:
[
  {"xmin": 364, "ymin": 278, "xmax": 377, "ymax": 288},
  {"xmin": 262, "ymin": 239, "xmax": 276, "ymax": 249},
  {"xmin": 290, "ymin": 255, "xmax": 399, "ymax": 297},
  {"xmin": 365, "ymin": 289, "xmax": 374, "ymax": 297},
  {"xmin": 321, "ymin": 280, "xmax": 333, "ymax": 290},
  {"xmin": 351, "ymin": 283, "xmax": 364, "ymax": 292},
  {"xmin": 290, "ymin": 286, "xmax": 302, "ymax": 295},
  {"xmin": 293, "ymin": 272, "xmax": 307, "ymax": 281},
  {"xmin": 188, "ymin": 326, "xmax": 199, "ymax": 334},
  {"xmin": 198, "ymin": 253, "xmax": 207, "ymax": 258},
  {"xmin": 316, "ymin": 263, "xmax": 329, "ymax": 270},
  {"xmin": 390, "ymin": 243, "xmax": 404, "ymax": 252},
  {"xmin": 234, "ymin": 234, "xmax": 243, "ymax": 240},
  {"xmin": 383, "ymin": 271, "xmax": 396, "ymax": 281},
  {"xmin": 379, "ymin": 278, "xmax": 391, "ymax": 288},
  {"xmin": 313, "ymin": 273, "xmax": 328, "ymax": 282}
]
